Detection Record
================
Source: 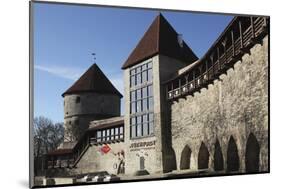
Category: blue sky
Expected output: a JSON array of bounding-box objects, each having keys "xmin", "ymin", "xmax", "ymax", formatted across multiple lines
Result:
[{"xmin": 33, "ymin": 2, "xmax": 233, "ymax": 123}]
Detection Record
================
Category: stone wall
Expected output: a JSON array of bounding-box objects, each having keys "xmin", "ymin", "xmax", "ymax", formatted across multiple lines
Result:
[
  {"xmin": 63, "ymin": 92, "xmax": 121, "ymax": 141},
  {"xmin": 170, "ymin": 35, "xmax": 268, "ymax": 173},
  {"xmin": 64, "ymin": 93, "xmax": 120, "ymax": 118},
  {"xmin": 75, "ymin": 142, "xmax": 125, "ymax": 175}
]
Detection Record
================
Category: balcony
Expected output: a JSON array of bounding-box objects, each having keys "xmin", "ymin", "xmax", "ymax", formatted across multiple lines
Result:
[{"xmin": 166, "ymin": 16, "xmax": 268, "ymax": 101}]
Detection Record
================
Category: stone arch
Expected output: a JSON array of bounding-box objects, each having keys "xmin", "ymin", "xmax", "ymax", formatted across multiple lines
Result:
[
  {"xmin": 227, "ymin": 136, "xmax": 240, "ymax": 172},
  {"xmin": 245, "ymin": 133, "xmax": 260, "ymax": 173},
  {"xmin": 198, "ymin": 142, "xmax": 209, "ymax": 169},
  {"xmin": 180, "ymin": 145, "xmax": 192, "ymax": 170},
  {"xmin": 214, "ymin": 139, "xmax": 224, "ymax": 171}
]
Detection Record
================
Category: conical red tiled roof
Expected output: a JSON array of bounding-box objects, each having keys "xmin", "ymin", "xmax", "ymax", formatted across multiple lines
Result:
[
  {"xmin": 62, "ymin": 64, "xmax": 122, "ymax": 97},
  {"xmin": 122, "ymin": 13, "xmax": 198, "ymax": 69}
]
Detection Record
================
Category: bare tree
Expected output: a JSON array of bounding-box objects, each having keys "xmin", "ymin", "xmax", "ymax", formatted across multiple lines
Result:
[{"xmin": 33, "ymin": 116, "xmax": 64, "ymax": 175}]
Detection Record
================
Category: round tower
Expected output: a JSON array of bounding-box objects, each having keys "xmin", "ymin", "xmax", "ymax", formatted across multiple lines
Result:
[{"xmin": 62, "ymin": 63, "xmax": 122, "ymax": 142}]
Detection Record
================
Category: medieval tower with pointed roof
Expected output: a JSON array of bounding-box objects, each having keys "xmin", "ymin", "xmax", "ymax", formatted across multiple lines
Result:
[
  {"xmin": 122, "ymin": 13, "xmax": 199, "ymax": 174},
  {"xmin": 44, "ymin": 13, "xmax": 268, "ymax": 183},
  {"xmin": 62, "ymin": 63, "xmax": 123, "ymax": 142}
]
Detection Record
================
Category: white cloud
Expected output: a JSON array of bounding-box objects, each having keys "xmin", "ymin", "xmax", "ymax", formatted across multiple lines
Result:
[
  {"xmin": 35, "ymin": 64, "xmax": 124, "ymax": 95},
  {"xmin": 35, "ymin": 64, "xmax": 83, "ymax": 81}
]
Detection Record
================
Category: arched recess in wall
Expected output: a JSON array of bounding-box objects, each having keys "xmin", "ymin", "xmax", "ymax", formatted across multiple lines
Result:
[
  {"xmin": 214, "ymin": 139, "xmax": 224, "ymax": 171},
  {"xmin": 245, "ymin": 133, "xmax": 260, "ymax": 173},
  {"xmin": 180, "ymin": 145, "xmax": 192, "ymax": 170},
  {"xmin": 198, "ymin": 142, "xmax": 209, "ymax": 169},
  {"xmin": 227, "ymin": 136, "xmax": 240, "ymax": 172}
]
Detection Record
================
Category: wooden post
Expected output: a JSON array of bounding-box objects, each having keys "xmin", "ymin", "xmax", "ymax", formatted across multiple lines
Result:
[
  {"xmin": 263, "ymin": 17, "xmax": 267, "ymax": 27},
  {"xmin": 231, "ymin": 30, "xmax": 235, "ymax": 56},
  {"xmin": 171, "ymin": 82, "xmax": 174, "ymax": 98},
  {"xmin": 217, "ymin": 47, "xmax": 220, "ymax": 70},
  {"xmin": 251, "ymin": 17, "xmax": 255, "ymax": 38},
  {"xmin": 211, "ymin": 54, "xmax": 214, "ymax": 77},
  {"xmin": 206, "ymin": 60, "xmax": 209, "ymax": 80},
  {"xmin": 166, "ymin": 84, "xmax": 168, "ymax": 99},
  {"xmin": 199, "ymin": 65, "xmax": 200, "ymax": 85},
  {"xmin": 239, "ymin": 20, "xmax": 243, "ymax": 48},
  {"xmin": 192, "ymin": 70, "xmax": 195, "ymax": 88},
  {"xmin": 179, "ymin": 78, "xmax": 181, "ymax": 95},
  {"xmin": 222, "ymin": 40, "xmax": 226, "ymax": 65}
]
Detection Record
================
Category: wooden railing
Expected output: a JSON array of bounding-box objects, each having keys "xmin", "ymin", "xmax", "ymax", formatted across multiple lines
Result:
[
  {"xmin": 46, "ymin": 128, "xmax": 125, "ymax": 169},
  {"xmin": 166, "ymin": 16, "xmax": 268, "ymax": 100}
]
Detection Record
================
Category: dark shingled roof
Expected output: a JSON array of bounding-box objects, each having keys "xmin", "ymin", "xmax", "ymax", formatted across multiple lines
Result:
[
  {"xmin": 47, "ymin": 148, "xmax": 73, "ymax": 156},
  {"xmin": 62, "ymin": 63, "xmax": 123, "ymax": 97},
  {"xmin": 88, "ymin": 116, "xmax": 124, "ymax": 131},
  {"xmin": 122, "ymin": 13, "xmax": 198, "ymax": 69}
]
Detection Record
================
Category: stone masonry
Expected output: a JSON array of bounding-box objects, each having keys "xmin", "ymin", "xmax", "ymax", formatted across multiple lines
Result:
[{"xmin": 170, "ymin": 35, "xmax": 268, "ymax": 172}]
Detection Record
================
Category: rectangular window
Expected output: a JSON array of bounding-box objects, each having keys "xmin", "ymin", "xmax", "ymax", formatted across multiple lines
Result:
[
  {"xmin": 137, "ymin": 89, "xmax": 141, "ymax": 99},
  {"xmin": 111, "ymin": 128, "xmax": 114, "ymax": 140},
  {"xmin": 131, "ymin": 102, "xmax": 136, "ymax": 114},
  {"xmin": 130, "ymin": 91, "xmax": 136, "ymax": 101},
  {"xmin": 137, "ymin": 73, "xmax": 141, "ymax": 85},
  {"xmin": 142, "ymin": 98, "xmax": 147, "ymax": 111},
  {"xmin": 97, "ymin": 131, "xmax": 101, "ymax": 142},
  {"xmin": 120, "ymin": 127, "xmax": 124, "ymax": 139},
  {"xmin": 106, "ymin": 129, "xmax": 110, "ymax": 141},
  {"xmin": 115, "ymin": 127, "xmax": 119, "ymax": 139},
  {"xmin": 148, "ymin": 97, "xmax": 153, "ymax": 110},
  {"xmin": 137, "ymin": 124, "xmax": 142, "ymax": 137},
  {"xmin": 142, "ymin": 87, "xmax": 147, "ymax": 98},
  {"xmin": 148, "ymin": 68, "xmax": 153, "ymax": 81},
  {"xmin": 149, "ymin": 122, "xmax": 154, "ymax": 135},
  {"xmin": 142, "ymin": 70, "xmax": 147, "ymax": 83},
  {"xmin": 143, "ymin": 123, "xmax": 148, "ymax": 136},
  {"xmin": 137, "ymin": 100, "xmax": 142, "ymax": 112},
  {"xmin": 102, "ymin": 130, "xmax": 106, "ymax": 141},
  {"xmin": 131, "ymin": 125, "xmax": 136, "ymax": 138},
  {"xmin": 148, "ymin": 85, "xmax": 153, "ymax": 96},
  {"xmin": 129, "ymin": 61, "xmax": 154, "ymax": 138}
]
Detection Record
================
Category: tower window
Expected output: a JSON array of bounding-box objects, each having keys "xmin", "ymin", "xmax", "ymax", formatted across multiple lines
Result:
[
  {"xmin": 129, "ymin": 61, "xmax": 154, "ymax": 139},
  {"xmin": 76, "ymin": 96, "xmax": 81, "ymax": 103},
  {"xmin": 74, "ymin": 120, "xmax": 79, "ymax": 125}
]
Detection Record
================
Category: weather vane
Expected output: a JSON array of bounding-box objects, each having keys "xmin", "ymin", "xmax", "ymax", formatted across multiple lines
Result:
[{"xmin": 91, "ymin": 52, "xmax": 96, "ymax": 64}]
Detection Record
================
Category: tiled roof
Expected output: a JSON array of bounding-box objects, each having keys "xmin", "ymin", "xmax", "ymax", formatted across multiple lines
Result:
[
  {"xmin": 122, "ymin": 13, "xmax": 198, "ymax": 69},
  {"xmin": 47, "ymin": 148, "xmax": 73, "ymax": 156},
  {"xmin": 89, "ymin": 116, "xmax": 124, "ymax": 130},
  {"xmin": 62, "ymin": 63, "xmax": 122, "ymax": 97}
]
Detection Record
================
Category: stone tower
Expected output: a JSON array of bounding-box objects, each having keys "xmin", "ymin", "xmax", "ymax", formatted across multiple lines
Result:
[
  {"xmin": 122, "ymin": 13, "xmax": 198, "ymax": 175},
  {"xmin": 62, "ymin": 63, "xmax": 122, "ymax": 142}
]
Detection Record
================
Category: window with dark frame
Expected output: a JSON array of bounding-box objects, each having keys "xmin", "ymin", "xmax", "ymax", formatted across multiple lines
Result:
[
  {"xmin": 91, "ymin": 125, "xmax": 124, "ymax": 144},
  {"xmin": 129, "ymin": 61, "xmax": 154, "ymax": 138},
  {"xmin": 76, "ymin": 96, "xmax": 81, "ymax": 103}
]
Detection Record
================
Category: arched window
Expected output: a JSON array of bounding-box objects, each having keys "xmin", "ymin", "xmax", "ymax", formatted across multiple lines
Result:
[
  {"xmin": 198, "ymin": 142, "xmax": 209, "ymax": 169},
  {"xmin": 245, "ymin": 133, "xmax": 260, "ymax": 173},
  {"xmin": 227, "ymin": 136, "xmax": 240, "ymax": 172},
  {"xmin": 214, "ymin": 139, "xmax": 224, "ymax": 171},
  {"xmin": 180, "ymin": 145, "xmax": 192, "ymax": 170}
]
